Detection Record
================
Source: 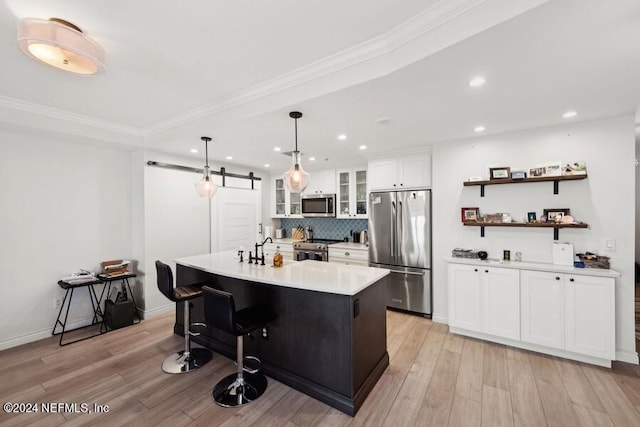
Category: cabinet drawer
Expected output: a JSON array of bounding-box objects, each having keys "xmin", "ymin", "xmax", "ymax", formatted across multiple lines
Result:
[
  {"xmin": 328, "ymin": 248, "xmax": 368, "ymax": 262},
  {"xmin": 329, "ymin": 258, "xmax": 369, "ymax": 267}
]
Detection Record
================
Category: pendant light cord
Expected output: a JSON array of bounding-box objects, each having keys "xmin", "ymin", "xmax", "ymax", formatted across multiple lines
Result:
[{"xmin": 294, "ymin": 117, "xmax": 298, "ymax": 152}]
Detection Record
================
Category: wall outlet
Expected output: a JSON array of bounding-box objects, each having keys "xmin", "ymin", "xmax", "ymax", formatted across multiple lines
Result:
[
  {"xmin": 261, "ymin": 326, "xmax": 269, "ymax": 340},
  {"xmin": 605, "ymin": 239, "xmax": 616, "ymax": 251},
  {"xmin": 53, "ymin": 298, "xmax": 62, "ymax": 309}
]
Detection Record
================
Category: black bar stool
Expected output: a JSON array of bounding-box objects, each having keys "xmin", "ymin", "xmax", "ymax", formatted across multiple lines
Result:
[
  {"xmin": 156, "ymin": 261, "xmax": 212, "ymax": 374},
  {"xmin": 202, "ymin": 286, "xmax": 275, "ymax": 407}
]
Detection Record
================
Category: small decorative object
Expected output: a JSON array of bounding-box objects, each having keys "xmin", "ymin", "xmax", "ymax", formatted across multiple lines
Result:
[
  {"xmin": 543, "ymin": 161, "xmax": 562, "ymax": 177},
  {"xmin": 461, "ymin": 207, "xmax": 480, "ymax": 222},
  {"xmin": 527, "ymin": 212, "xmax": 537, "ymax": 222},
  {"xmin": 503, "ymin": 250, "xmax": 511, "ymax": 261},
  {"xmin": 490, "ymin": 167, "xmax": 510, "ymax": 179},
  {"xmin": 452, "ymin": 248, "xmax": 479, "ymax": 259},
  {"xmin": 529, "ymin": 166, "xmax": 546, "ymax": 177},
  {"xmin": 501, "ymin": 213, "xmax": 512, "ymax": 223},
  {"xmin": 563, "ymin": 161, "xmax": 587, "ymax": 175},
  {"xmin": 477, "ymin": 251, "xmax": 488, "ymax": 260},
  {"xmin": 511, "ymin": 170, "xmax": 526, "ymax": 179},
  {"xmin": 514, "ymin": 252, "xmax": 522, "ymax": 262},
  {"xmin": 467, "ymin": 176, "xmax": 483, "ymax": 182},
  {"xmin": 485, "ymin": 213, "xmax": 503, "ymax": 223},
  {"xmin": 577, "ymin": 252, "xmax": 610, "ymax": 269},
  {"xmin": 543, "ymin": 208, "xmax": 570, "ymax": 223},
  {"xmin": 561, "ymin": 215, "xmax": 575, "ymax": 224}
]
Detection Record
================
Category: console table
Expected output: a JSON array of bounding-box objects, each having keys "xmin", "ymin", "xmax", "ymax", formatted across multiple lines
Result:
[{"xmin": 52, "ymin": 273, "xmax": 138, "ymax": 346}]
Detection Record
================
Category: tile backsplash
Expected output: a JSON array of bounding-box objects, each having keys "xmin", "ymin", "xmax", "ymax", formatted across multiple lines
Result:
[{"xmin": 279, "ymin": 218, "xmax": 368, "ymax": 241}]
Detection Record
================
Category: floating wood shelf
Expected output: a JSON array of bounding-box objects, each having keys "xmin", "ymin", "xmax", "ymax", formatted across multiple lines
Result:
[
  {"xmin": 463, "ymin": 221, "xmax": 588, "ymax": 240},
  {"xmin": 463, "ymin": 174, "xmax": 587, "ymax": 197}
]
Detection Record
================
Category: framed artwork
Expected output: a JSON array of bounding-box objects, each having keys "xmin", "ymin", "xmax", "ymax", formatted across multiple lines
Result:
[
  {"xmin": 543, "ymin": 161, "xmax": 562, "ymax": 177},
  {"xmin": 527, "ymin": 212, "xmax": 537, "ymax": 222},
  {"xmin": 529, "ymin": 166, "xmax": 546, "ymax": 177},
  {"xmin": 490, "ymin": 167, "xmax": 511, "ymax": 179},
  {"xmin": 563, "ymin": 161, "xmax": 587, "ymax": 175},
  {"xmin": 543, "ymin": 208, "xmax": 570, "ymax": 222},
  {"xmin": 461, "ymin": 207, "xmax": 479, "ymax": 222}
]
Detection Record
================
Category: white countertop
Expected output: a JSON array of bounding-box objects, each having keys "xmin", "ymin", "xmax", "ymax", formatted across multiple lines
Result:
[
  {"xmin": 329, "ymin": 242, "xmax": 369, "ymax": 251},
  {"xmin": 446, "ymin": 257, "xmax": 620, "ymax": 278},
  {"xmin": 176, "ymin": 251, "xmax": 389, "ymax": 296}
]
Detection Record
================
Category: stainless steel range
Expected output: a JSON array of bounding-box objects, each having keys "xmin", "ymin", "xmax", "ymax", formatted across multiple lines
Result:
[{"xmin": 293, "ymin": 239, "xmax": 343, "ymax": 262}]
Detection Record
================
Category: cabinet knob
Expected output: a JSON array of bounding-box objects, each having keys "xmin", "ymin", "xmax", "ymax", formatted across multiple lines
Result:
[
  {"xmin": 400, "ymin": 183, "xmax": 404, "ymax": 186},
  {"xmin": 484, "ymin": 269, "xmax": 488, "ymax": 273},
  {"xmin": 393, "ymin": 184, "xmax": 396, "ymax": 187},
  {"xmin": 345, "ymin": 252, "xmax": 350, "ymax": 256},
  {"xmin": 569, "ymin": 278, "xmax": 575, "ymax": 282},
  {"xmin": 555, "ymin": 276, "xmax": 560, "ymax": 280},
  {"xmin": 474, "ymin": 268, "xmax": 478, "ymax": 272}
]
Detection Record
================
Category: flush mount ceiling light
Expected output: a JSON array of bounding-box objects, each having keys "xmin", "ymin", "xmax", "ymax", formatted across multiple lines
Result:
[
  {"xmin": 17, "ymin": 17, "xmax": 105, "ymax": 75},
  {"xmin": 474, "ymin": 125, "xmax": 486, "ymax": 133},
  {"xmin": 195, "ymin": 136, "xmax": 218, "ymax": 198},
  {"xmin": 283, "ymin": 111, "xmax": 310, "ymax": 193},
  {"xmin": 563, "ymin": 110, "xmax": 578, "ymax": 119},
  {"xmin": 338, "ymin": 134, "xmax": 347, "ymax": 141},
  {"xmin": 469, "ymin": 76, "xmax": 486, "ymax": 87}
]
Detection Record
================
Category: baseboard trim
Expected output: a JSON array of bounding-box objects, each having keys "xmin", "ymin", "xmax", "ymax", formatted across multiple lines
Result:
[
  {"xmin": 431, "ymin": 313, "xmax": 448, "ymax": 324},
  {"xmin": 141, "ymin": 304, "xmax": 174, "ymax": 319},
  {"xmin": 616, "ymin": 349, "xmax": 639, "ymax": 365},
  {"xmin": 0, "ymin": 317, "xmax": 95, "ymax": 351}
]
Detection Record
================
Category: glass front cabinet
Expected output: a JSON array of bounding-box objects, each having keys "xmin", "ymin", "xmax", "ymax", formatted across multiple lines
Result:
[
  {"xmin": 271, "ymin": 177, "xmax": 302, "ymax": 218},
  {"xmin": 336, "ymin": 168, "xmax": 368, "ymax": 218}
]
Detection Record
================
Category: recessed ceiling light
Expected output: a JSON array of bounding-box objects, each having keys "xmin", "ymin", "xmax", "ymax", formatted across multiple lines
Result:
[
  {"xmin": 225, "ymin": 156, "xmax": 233, "ymax": 160},
  {"xmin": 273, "ymin": 146, "xmax": 281, "ymax": 152},
  {"xmin": 264, "ymin": 163, "xmax": 270, "ymax": 168},
  {"xmin": 338, "ymin": 134, "xmax": 347, "ymax": 141},
  {"xmin": 190, "ymin": 148, "xmax": 198, "ymax": 153},
  {"xmin": 474, "ymin": 126, "xmax": 486, "ymax": 133},
  {"xmin": 469, "ymin": 76, "xmax": 486, "ymax": 87},
  {"xmin": 309, "ymin": 157, "xmax": 316, "ymax": 161},
  {"xmin": 359, "ymin": 145, "xmax": 367, "ymax": 150},
  {"xmin": 562, "ymin": 110, "xmax": 578, "ymax": 119}
]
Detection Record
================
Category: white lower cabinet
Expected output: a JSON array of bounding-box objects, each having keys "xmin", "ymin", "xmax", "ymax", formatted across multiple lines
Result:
[
  {"xmin": 448, "ymin": 261, "xmax": 617, "ymax": 366},
  {"xmin": 328, "ymin": 247, "xmax": 369, "ymax": 266},
  {"xmin": 447, "ymin": 264, "xmax": 519, "ymax": 339},
  {"xmin": 521, "ymin": 270, "xmax": 565, "ymax": 349},
  {"xmin": 565, "ymin": 274, "xmax": 615, "ymax": 359}
]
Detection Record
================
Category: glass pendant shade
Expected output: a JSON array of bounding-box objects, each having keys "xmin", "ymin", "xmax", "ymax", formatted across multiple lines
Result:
[
  {"xmin": 196, "ymin": 166, "xmax": 218, "ymax": 198},
  {"xmin": 283, "ymin": 151, "xmax": 309, "ymax": 193},
  {"xmin": 17, "ymin": 18, "xmax": 105, "ymax": 75}
]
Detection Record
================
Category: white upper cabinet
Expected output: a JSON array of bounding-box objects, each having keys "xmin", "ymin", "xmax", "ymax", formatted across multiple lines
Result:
[
  {"xmin": 368, "ymin": 152, "xmax": 431, "ymax": 191},
  {"xmin": 271, "ymin": 176, "xmax": 303, "ymax": 218},
  {"xmin": 303, "ymin": 169, "xmax": 336, "ymax": 195},
  {"xmin": 336, "ymin": 167, "xmax": 368, "ymax": 218}
]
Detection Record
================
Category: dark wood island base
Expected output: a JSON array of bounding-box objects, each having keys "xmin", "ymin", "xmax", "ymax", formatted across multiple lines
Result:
[{"xmin": 175, "ymin": 263, "xmax": 389, "ymax": 416}]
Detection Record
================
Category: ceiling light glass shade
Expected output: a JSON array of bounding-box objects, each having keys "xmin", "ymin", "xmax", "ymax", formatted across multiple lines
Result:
[
  {"xmin": 195, "ymin": 166, "xmax": 218, "ymax": 198},
  {"xmin": 18, "ymin": 18, "xmax": 105, "ymax": 75},
  {"xmin": 283, "ymin": 151, "xmax": 309, "ymax": 193}
]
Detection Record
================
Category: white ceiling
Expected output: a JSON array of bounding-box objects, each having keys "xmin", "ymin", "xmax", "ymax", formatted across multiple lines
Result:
[{"xmin": 1, "ymin": 0, "xmax": 639, "ymax": 173}]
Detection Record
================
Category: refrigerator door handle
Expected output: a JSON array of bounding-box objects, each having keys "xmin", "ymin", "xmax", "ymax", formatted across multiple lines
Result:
[
  {"xmin": 388, "ymin": 269, "xmax": 426, "ymax": 276},
  {"xmin": 390, "ymin": 200, "xmax": 396, "ymax": 257}
]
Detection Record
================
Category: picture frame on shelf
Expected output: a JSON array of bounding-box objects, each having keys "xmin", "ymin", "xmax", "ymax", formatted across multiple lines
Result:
[
  {"xmin": 563, "ymin": 160, "xmax": 587, "ymax": 175},
  {"xmin": 529, "ymin": 166, "xmax": 546, "ymax": 177},
  {"xmin": 527, "ymin": 212, "xmax": 537, "ymax": 222},
  {"xmin": 489, "ymin": 167, "xmax": 510, "ymax": 179},
  {"xmin": 461, "ymin": 207, "xmax": 479, "ymax": 222},
  {"xmin": 511, "ymin": 170, "xmax": 526, "ymax": 179},
  {"xmin": 542, "ymin": 161, "xmax": 562, "ymax": 177},
  {"xmin": 543, "ymin": 208, "xmax": 570, "ymax": 222}
]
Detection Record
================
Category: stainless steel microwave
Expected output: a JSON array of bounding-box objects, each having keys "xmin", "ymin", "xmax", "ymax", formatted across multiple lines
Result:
[{"xmin": 301, "ymin": 194, "xmax": 336, "ymax": 217}]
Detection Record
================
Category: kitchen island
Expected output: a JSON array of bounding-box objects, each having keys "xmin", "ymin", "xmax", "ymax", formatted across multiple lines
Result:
[{"xmin": 174, "ymin": 251, "xmax": 390, "ymax": 416}]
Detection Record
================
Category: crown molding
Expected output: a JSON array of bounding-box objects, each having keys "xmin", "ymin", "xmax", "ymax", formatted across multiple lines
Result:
[
  {"xmin": 0, "ymin": 95, "xmax": 144, "ymax": 138},
  {"xmin": 145, "ymin": 0, "xmax": 495, "ymax": 136}
]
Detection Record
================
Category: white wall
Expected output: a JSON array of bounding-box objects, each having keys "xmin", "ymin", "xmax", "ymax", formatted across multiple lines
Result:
[
  {"xmin": 432, "ymin": 115, "xmax": 636, "ymax": 362},
  {"xmin": 0, "ymin": 129, "xmax": 132, "ymax": 349}
]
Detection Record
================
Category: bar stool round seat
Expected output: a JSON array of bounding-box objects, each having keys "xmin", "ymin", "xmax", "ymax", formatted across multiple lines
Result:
[
  {"xmin": 156, "ymin": 261, "xmax": 212, "ymax": 374},
  {"xmin": 203, "ymin": 286, "xmax": 275, "ymax": 407}
]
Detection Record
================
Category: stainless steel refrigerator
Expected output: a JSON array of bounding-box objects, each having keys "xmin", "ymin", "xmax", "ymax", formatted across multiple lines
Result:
[{"xmin": 369, "ymin": 189, "xmax": 431, "ymax": 315}]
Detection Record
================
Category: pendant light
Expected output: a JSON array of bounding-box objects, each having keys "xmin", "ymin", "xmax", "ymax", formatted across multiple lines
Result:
[
  {"xmin": 17, "ymin": 18, "xmax": 105, "ymax": 75},
  {"xmin": 195, "ymin": 136, "xmax": 218, "ymax": 198},
  {"xmin": 283, "ymin": 111, "xmax": 310, "ymax": 193}
]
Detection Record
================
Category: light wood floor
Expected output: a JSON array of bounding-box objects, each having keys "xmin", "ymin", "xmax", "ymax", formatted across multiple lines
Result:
[{"xmin": 1, "ymin": 310, "xmax": 640, "ymax": 427}]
